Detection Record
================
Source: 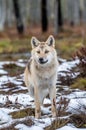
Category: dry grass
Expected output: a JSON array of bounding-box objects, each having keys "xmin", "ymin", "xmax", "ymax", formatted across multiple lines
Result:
[
  {"xmin": 0, "ymin": 118, "xmax": 34, "ymax": 130},
  {"xmin": 70, "ymin": 114, "xmax": 86, "ymax": 128},
  {"xmin": 3, "ymin": 63, "xmax": 24, "ymax": 76},
  {"xmin": 69, "ymin": 100, "xmax": 86, "ymax": 128},
  {"xmin": 10, "ymin": 108, "xmax": 35, "ymax": 119},
  {"xmin": 74, "ymin": 47, "xmax": 86, "ymax": 77},
  {"xmin": 44, "ymin": 118, "xmax": 69, "ymax": 130}
]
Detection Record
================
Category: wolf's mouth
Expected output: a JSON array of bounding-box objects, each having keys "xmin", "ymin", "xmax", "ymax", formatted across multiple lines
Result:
[{"xmin": 39, "ymin": 60, "xmax": 48, "ymax": 64}]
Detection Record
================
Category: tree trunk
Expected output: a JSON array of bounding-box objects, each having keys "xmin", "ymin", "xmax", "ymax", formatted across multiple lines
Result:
[
  {"xmin": 0, "ymin": 0, "xmax": 6, "ymax": 31},
  {"xmin": 67, "ymin": 0, "xmax": 80, "ymax": 26},
  {"xmin": 54, "ymin": 0, "xmax": 58, "ymax": 34},
  {"xmin": 41, "ymin": 0, "xmax": 48, "ymax": 32},
  {"xmin": 81, "ymin": 0, "xmax": 86, "ymax": 23},
  {"xmin": 13, "ymin": 0, "xmax": 24, "ymax": 34},
  {"xmin": 58, "ymin": 0, "xmax": 63, "ymax": 28},
  {"xmin": 73, "ymin": 0, "xmax": 80, "ymax": 25},
  {"xmin": 30, "ymin": 0, "xmax": 41, "ymax": 25},
  {"xmin": 18, "ymin": 0, "xmax": 29, "ymax": 30},
  {"xmin": 6, "ymin": 0, "xmax": 14, "ymax": 27},
  {"xmin": 54, "ymin": 0, "xmax": 63, "ymax": 34}
]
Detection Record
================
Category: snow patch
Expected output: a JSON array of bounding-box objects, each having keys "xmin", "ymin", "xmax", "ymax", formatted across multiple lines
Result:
[
  {"xmin": 57, "ymin": 125, "xmax": 86, "ymax": 130},
  {"xmin": 0, "ymin": 110, "xmax": 12, "ymax": 124},
  {"xmin": 15, "ymin": 124, "xmax": 43, "ymax": 130}
]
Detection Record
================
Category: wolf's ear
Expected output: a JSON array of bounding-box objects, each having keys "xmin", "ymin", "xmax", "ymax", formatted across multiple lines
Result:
[
  {"xmin": 31, "ymin": 37, "xmax": 40, "ymax": 48},
  {"xmin": 46, "ymin": 35, "xmax": 55, "ymax": 47}
]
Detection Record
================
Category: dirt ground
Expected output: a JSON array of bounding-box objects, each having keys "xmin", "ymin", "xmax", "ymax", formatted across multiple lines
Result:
[{"xmin": 0, "ymin": 24, "xmax": 86, "ymax": 40}]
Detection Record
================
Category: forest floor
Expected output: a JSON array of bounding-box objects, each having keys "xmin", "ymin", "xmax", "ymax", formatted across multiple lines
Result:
[
  {"xmin": 0, "ymin": 57, "xmax": 86, "ymax": 130},
  {"xmin": 0, "ymin": 25, "xmax": 86, "ymax": 130},
  {"xmin": 0, "ymin": 24, "xmax": 86, "ymax": 59}
]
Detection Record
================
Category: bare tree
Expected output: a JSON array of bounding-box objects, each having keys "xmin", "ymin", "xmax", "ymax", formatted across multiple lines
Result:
[
  {"xmin": 0, "ymin": 0, "xmax": 6, "ymax": 31},
  {"xmin": 54, "ymin": 0, "xmax": 63, "ymax": 34},
  {"xmin": 18, "ymin": 0, "xmax": 29, "ymax": 29},
  {"xmin": 73, "ymin": 0, "xmax": 80, "ymax": 25},
  {"xmin": 29, "ymin": 0, "xmax": 41, "ymax": 25},
  {"xmin": 81, "ymin": 0, "xmax": 86, "ymax": 23},
  {"xmin": 6, "ymin": 0, "xmax": 14, "ymax": 27},
  {"xmin": 41, "ymin": 0, "xmax": 48, "ymax": 32},
  {"xmin": 67, "ymin": 0, "xmax": 80, "ymax": 26},
  {"xmin": 58, "ymin": 0, "xmax": 63, "ymax": 28},
  {"xmin": 13, "ymin": 0, "xmax": 24, "ymax": 34}
]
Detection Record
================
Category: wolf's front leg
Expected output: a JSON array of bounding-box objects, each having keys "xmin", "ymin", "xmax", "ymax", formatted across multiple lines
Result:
[
  {"xmin": 49, "ymin": 86, "xmax": 57, "ymax": 117},
  {"xmin": 34, "ymin": 86, "xmax": 41, "ymax": 118}
]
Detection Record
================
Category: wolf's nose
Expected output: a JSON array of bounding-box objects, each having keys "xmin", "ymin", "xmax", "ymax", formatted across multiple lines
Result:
[{"xmin": 39, "ymin": 58, "xmax": 43, "ymax": 62}]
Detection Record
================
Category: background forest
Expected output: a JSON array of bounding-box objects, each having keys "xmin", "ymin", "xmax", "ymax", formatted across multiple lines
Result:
[
  {"xmin": 0, "ymin": 0, "xmax": 86, "ymax": 130},
  {"xmin": 1, "ymin": 0, "xmax": 86, "ymax": 34}
]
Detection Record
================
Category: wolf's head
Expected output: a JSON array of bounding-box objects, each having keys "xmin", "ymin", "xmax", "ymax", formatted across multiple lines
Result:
[{"xmin": 31, "ymin": 35, "xmax": 57, "ymax": 66}]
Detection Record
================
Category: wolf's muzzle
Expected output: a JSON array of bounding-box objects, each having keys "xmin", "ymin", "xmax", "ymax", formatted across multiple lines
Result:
[{"xmin": 39, "ymin": 58, "xmax": 48, "ymax": 64}]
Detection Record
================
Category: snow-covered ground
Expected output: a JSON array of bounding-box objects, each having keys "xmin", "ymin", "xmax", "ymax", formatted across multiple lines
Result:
[
  {"xmin": 58, "ymin": 125, "xmax": 86, "ymax": 130},
  {"xmin": 0, "ymin": 58, "xmax": 86, "ymax": 130}
]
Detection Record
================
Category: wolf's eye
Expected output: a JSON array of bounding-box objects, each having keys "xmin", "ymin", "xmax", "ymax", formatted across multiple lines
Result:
[
  {"xmin": 45, "ymin": 50, "xmax": 49, "ymax": 53},
  {"xmin": 37, "ymin": 51, "xmax": 40, "ymax": 54}
]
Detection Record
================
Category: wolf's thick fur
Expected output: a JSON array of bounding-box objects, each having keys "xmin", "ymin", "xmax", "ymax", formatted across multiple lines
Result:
[{"xmin": 24, "ymin": 35, "xmax": 59, "ymax": 118}]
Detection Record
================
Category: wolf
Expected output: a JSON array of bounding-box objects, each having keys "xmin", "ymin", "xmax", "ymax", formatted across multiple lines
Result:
[{"xmin": 24, "ymin": 35, "xmax": 59, "ymax": 118}]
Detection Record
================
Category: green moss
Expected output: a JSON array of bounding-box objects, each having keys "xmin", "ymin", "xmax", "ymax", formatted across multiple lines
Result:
[
  {"xmin": 0, "ymin": 40, "xmax": 10, "ymax": 53},
  {"xmin": 0, "ymin": 40, "xmax": 10, "ymax": 47},
  {"xmin": 71, "ymin": 78, "xmax": 86, "ymax": 90},
  {"xmin": 0, "ymin": 38, "xmax": 31, "ymax": 53},
  {"xmin": 10, "ymin": 108, "xmax": 35, "ymax": 119}
]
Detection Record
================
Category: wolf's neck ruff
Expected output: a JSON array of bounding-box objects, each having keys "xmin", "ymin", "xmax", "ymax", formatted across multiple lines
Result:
[{"xmin": 31, "ymin": 57, "xmax": 57, "ymax": 80}]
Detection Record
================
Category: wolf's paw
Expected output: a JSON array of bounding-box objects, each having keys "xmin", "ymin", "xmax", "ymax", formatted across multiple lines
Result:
[
  {"xmin": 52, "ymin": 112, "xmax": 57, "ymax": 118},
  {"xmin": 35, "ymin": 112, "xmax": 41, "ymax": 119}
]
